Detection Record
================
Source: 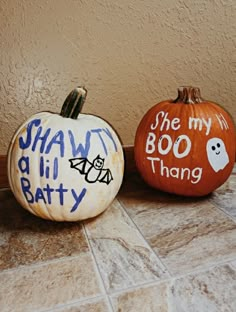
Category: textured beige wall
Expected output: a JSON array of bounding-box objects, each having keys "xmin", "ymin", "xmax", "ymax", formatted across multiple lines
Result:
[{"xmin": 0, "ymin": 0, "xmax": 235, "ymax": 154}]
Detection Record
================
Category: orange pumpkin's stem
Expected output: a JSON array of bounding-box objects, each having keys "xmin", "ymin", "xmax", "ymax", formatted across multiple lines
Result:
[
  {"xmin": 173, "ymin": 86, "xmax": 203, "ymax": 104},
  {"xmin": 60, "ymin": 86, "xmax": 87, "ymax": 119}
]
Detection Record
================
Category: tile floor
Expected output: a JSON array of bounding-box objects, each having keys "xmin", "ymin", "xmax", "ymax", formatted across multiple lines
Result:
[{"xmin": 0, "ymin": 167, "xmax": 236, "ymax": 312}]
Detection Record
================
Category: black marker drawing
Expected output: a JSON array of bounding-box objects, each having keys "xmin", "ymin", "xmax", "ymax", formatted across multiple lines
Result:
[{"xmin": 69, "ymin": 155, "xmax": 113, "ymax": 184}]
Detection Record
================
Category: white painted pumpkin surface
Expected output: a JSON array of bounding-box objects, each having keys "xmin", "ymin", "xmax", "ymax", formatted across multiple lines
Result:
[{"xmin": 8, "ymin": 110, "xmax": 124, "ymax": 221}]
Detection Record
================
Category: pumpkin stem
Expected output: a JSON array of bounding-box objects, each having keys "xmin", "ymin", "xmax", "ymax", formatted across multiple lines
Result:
[
  {"xmin": 60, "ymin": 86, "xmax": 87, "ymax": 119},
  {"xmin": 173, "ymin": 86, "xmax": 203, "ymax": 104}
]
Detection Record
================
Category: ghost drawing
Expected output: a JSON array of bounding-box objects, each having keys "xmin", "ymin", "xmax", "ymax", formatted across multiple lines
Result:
[{"xmin": 206, "ymin": 138, "xmax": 229, "ymax": 172}]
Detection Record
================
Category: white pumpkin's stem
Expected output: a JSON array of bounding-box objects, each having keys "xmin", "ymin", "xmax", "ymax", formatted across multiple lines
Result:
[
  {"xmin": 173, "ymin": 86, "xmax": 203, "ymax": 104},
  {"xmin": 60, "ymin": 86, "xmax": 87, "ymax": 119}
]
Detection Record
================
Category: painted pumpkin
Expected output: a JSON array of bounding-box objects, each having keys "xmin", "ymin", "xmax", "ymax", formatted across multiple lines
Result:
[
  {"xmin": 8, "ymin": 87, "xmax": 124, "ymax": 221},
  {"xmin": 134, "ymin": 86, "xmax": 236, "ymax": 196}
]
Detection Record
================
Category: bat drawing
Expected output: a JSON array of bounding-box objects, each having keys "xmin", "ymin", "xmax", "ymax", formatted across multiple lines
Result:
[{"xmin": 69, "ymin": 155, "xmax": 113, "ymax": 185}]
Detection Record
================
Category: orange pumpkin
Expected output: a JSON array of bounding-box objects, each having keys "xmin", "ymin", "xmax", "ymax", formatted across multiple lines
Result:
[{"xmin": 134, "ymin": 86, "xmax": 236, "ymax": 196}]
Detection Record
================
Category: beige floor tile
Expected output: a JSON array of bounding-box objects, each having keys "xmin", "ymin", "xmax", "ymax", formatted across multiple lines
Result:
[
  {"xmin": 119, "ymin": 191, "xmax": 236, "ymax": 275},
  {"xmin": 0, "ymin": 190, "xmax": 89, "ymax": 270},
  {"xmin": 169, "ymin": 264, "xmax": 236, "ymax": 312},
  {"xmin": 111, "ymin": 264, "xmax": 236, "ymax": 312},
  {"xmin": 111, "ymin": 282, "xmax": 169, "ymax": 312},
  {"xmin": 209, "ymin": 174, "xmax": 236, "ymax": 219},
  {"xmin": 51, "ymin": 297, "xmax": 110, "ymax": 312},
  {"xmin": 84, "ymin": 199, "xmax": 169, "ymax": 292},
  {"xmin": 0, "ymin": 255, "xmax": 102, "ymax": 312}
]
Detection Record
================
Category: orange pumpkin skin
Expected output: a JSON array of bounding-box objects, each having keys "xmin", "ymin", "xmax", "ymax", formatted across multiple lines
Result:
[{"xmin": 134, "ymin": 87, "xmax": 236, "ymax": 196}]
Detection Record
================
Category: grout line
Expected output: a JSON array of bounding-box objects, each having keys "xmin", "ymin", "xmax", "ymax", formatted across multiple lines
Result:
[
  {"xmin": 117, "ymin": 196, "xmax": 236, "ymax": 283},
  {"xmin": 82, "ymin": 222, "xmax": 115, "ymax": 312},
  {"xmin": 81, "ymin": 205, "xmax": 172, "ymax": 307},
  {"xmin": 108, "ymin": 278, "xmax": 170, "ymax": 298},
  {"xmin": 1, "ymin": 172, "xmax": 235, "ymax": 310},
  {"xmin": 1, "ymin": 204, "xmax": 236, "ymax": 310},
  {"xmin": 107, "ymin": 255, "xmax": 236, "ymax": 299},
  {"xmin": 116, "ymin": 197, "xmax": 173, "ymax": 278},
  {"xmin": 0, "ymin": 252, "xmax": 92, "ymax": 275},
  {"xmin": 35, "ymin": 295, "xmax": 106, "ymax": 312},
  {"xmin": 213, "ymin": 205, "xmax": 236, "ymax": 224},
  {"xmin": 207, "ymin": 198, "xmax": 236, "ymax": 224},
  {"xmin": 167, "ymin": 255, "xmax": 236, "ymax": 280},
  {"xmin": 105, "ymin": 295, "xmax": 115, "ymax": 312},
  {"xmin": 0, "ymin": 230, "xmax": 114, "ymax": 311}
]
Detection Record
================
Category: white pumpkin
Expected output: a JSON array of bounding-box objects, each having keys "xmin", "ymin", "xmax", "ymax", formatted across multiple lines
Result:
[{"xmin": 7, "ymin": 87, "xmax": 124, "ymax": 221}]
